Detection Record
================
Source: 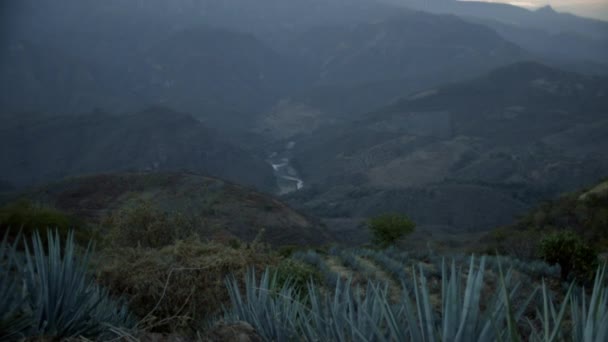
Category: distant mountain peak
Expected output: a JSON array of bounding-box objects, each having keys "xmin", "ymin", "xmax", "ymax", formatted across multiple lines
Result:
[{"xmin": 536, "ymin": 5, "xmax": 557, "ymax": 14}]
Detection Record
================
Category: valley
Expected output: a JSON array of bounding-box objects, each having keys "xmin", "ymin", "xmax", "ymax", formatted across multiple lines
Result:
[
  {"xmin": 267, "ymin": 141, "xmax": 305, "ymax": 195},
  {"xmin": 1, "ymin": 0, "xmax": 607, "ymax": 340}
]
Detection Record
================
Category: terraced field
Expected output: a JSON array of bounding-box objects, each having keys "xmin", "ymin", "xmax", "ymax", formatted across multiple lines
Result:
[
  {"xmin": 292, "ymin": 247, "xmax": 564, "ymax": 306},
  {"xmin": 223, "ymin": 247, "xmax": 607, "ymax": 341}
]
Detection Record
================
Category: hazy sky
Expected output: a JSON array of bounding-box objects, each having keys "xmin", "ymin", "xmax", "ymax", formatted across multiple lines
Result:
[{"xmin": 466, "ymin": 0, "xmax": 608, "ymax": 20}]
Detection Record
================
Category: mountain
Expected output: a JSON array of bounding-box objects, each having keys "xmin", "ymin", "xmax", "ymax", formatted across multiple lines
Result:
[
  {"xmin": 481, "ymin": 178, "xmax": 608, "ymax": 258},
  {"xmin": 0, "ymin": 40, "xmax": 136, "ymax": 115},
  {"xmin": 385, "ymin": 1, "xmax": 608, "ymax": 68},
  {"xmin": 0, "ymin": 172, "xmax": 331, "ymax": 247},
  {"xmin": 283, "ymin": 12, "xmax": 526, "ymax": 85},
  {"xmin": 389, "ymin": 1, "xmax": 608, "ymax": 39},
  {"xmin": 0, "ymin": 26, "xmax": 307, "ymax": 133},
  {"xmin": 6, "ymin": 0, "xmax": 396, "ymax": 40},
  {"xmin": 130, "ymin": 27, "xmax": 307, "ymax": 131},
  {"xmin": 255, "ymin": 10, "xmax": 529, "ymax": 139},
  {"xmin": 283, "ymin": 62, "xmax": 608, "ymax": 241},
  {"xmin": 0, "ymin": 107, "xmax": 277, "ymax": 191},
  {"xmin": 471, "ymin": 17, "xmax": 608, "ymax": 68}
]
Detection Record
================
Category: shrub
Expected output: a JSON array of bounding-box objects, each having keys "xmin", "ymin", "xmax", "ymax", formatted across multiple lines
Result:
[
  {"xmin": 96, "ymin": 238, "xmax": 279, "ymax": 334},
  {"xmin": 274, "ymin": 259, "xmax": 321, "ymax": 295},
  {"xmin": 368, "ymin": 213, "xmax": 415, "ymax": 248},
  {"xmin": 102, "ymin": 199, "xmax": 197, "ymax": 248},
  {"xmin": 539, "ymin": 231, "xmax": 598, "ymax": 281},
  {"xmin": 0, "ymin": 200, "xmax": 90, "ymax": 244}
]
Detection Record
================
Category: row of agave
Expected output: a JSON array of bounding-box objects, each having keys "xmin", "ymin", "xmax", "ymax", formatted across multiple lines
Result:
[
  {"xmin": 355, "ymin": 248, "xmax": 413, "ymax": 289},
  {"xmin": 0, "ymin": 230, "xmax": 135, "ymax": 340},
  {"xmin": 224, "ymin": 256, "xmax": 608, "ymax": 342},
  {"xmin": 292, "ymin": 250, "xmax": 340, "ymax": 288}
]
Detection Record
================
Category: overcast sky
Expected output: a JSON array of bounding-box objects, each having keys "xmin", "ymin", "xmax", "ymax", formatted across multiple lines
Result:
[{"xmin": 464, "ymin": 0, "xmax": 608, "ymax": 20}]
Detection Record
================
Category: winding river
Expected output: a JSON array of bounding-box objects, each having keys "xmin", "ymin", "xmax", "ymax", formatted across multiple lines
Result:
[{"xmin": 267, "ymin": 141, "xmax": 304, "ymax": 195}]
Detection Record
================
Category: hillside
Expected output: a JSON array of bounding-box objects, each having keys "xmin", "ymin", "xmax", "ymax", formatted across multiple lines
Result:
[
  {"xmin": 482, "ymin": 178, "xmax": 608, "ymax": 258},
  {"xmin": 284, "ymin": 12, "xmax": 526, "ymax": 86},
  {"xmin": 255, "ymin": 10, "xmax": 530, "ymax": 140},
  {"xmin": 284, "ymin": 62, "xmax": 608, "ymax": 240},
  {"xmin": 0, "ymin": 107, "xmax": 277, "ymax": 191},
  {"xmin": 385, "ymin": 0, "xmax": 608, "ymax": 68},
  {"xmin": 129, "ymin": 27, "xmax": 308, "ymax": 131},
  {"xmin": 0, "ymin": 26, "xmax": 308, "ymax": 134},
  {"xmin": 1, "ymin": 172, "xmax": 331, "ymax": 247}
]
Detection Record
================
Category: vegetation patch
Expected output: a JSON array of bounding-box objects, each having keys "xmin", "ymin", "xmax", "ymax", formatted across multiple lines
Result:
[
  {"xmin": 0, "ymin": 200, "xmax": 94, "ymax": 245},
  {"xmin": 95, "ymin": 238, "xmax": 279, "ymax": 334},
  {"xmin": 368, "ymin": 213, "xmax": 415, "ymax": 248},
  {"xmin": 482, "ymin": 184, "xmax": 608, "ymax": 258}
]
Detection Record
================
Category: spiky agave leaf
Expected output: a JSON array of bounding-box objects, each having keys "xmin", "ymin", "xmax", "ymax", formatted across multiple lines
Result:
[
  {"xmin": 16, "ymin": 229, "xmax": 135, "ymax": 338},
  {"xmin": 569, "ymin": 264, "xmax": 608, "ymax": 342},
  {"xmin": 0, "ymin": 230, "xmax": 29, "ymax": 340},
  {"xmin": 225, "ymin": 268, "xmax": 304, "ymax": 341},
  {"xmin": 381, "ymin": 256, "xmax": 531, "ymax": 342},
  {"xmin": 301, "ymin": 276, "xmax": 390, "ymax": 342}
]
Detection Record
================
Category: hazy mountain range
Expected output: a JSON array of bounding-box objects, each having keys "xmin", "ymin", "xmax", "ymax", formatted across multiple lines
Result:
[
  {"xmin": 281, "ymin": 62, "xmax": 608, "ymax": 240},
  {"xmin": 1, "ymin": 0, "xmax": 607, "ymax": 245}
]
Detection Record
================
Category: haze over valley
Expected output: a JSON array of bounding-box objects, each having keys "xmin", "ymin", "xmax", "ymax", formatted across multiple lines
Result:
[{"xmin": 1, "ymin": 1, "xmax": 608, "ymax": 340}]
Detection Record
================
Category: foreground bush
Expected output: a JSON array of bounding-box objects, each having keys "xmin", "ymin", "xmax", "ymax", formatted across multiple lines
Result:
[
  {"xmin": 0, "ymin": 200, "xmax": 92, "ymax": 245},
  {"xmin": 0, "ymin": 230, "xmax": 134, "ymax": 340},
  {"xmin": 96, "ymin": 237, "xmax": 279, "ymax": 334},
  {"xmin": 223, "ymin": 256, "xmax": 608, "ymax": 341},
  {"xmin": 102, "ymin": 199, "xmax": 197, "ymax": 248}
]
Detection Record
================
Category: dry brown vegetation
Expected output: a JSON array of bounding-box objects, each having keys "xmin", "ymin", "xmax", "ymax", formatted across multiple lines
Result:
[{"xmin": 95, "ymin": 237, "xmax": 279, "ymax": 334}]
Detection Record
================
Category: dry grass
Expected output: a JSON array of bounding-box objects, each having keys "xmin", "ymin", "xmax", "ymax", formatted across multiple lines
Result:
[{"xmin": 94, "ymin": 237, "xmax": 279, "ymax": 335}]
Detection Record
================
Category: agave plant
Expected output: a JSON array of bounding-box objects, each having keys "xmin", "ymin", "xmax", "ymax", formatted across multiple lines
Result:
[
  {"xmin": 2, "ymin": 229, "xmax": 136, "ymax": 339},
  {"xmin": 358, "ymin": 248, "xmax": 410, "ymax": 286},
  {"xmin": 293, "ymin": 250, "xmax": 339, "ymax": 288},
  {"xmin": 382, "ymin": 256, "xmax": 537, "ymax": 342},
  {"xmin": 224, "ymin": 268, "xmax": 305, "ymax": 341},
  {"xmin": 0, "ymin": 230, "xmax": 29, "ymax": 340},
  {"xmin": 224, "ymin": 256, "xmax": 531, "ymax": 341},
  {"xmin": 303, "ymin": 279, "xmax": 391, "ymax": 342},
  {"xmin": 569, "ymin": 265, "xmax": 608, "ymax": 342},
  {"xmin": 224, "ymin": 255, "xmax": 608, "ymax": 342}
]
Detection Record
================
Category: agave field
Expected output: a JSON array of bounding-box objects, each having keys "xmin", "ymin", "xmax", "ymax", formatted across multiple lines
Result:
[
  {"xmin": 1, "ymin": 230, "xmax": 607, "ymax": 341},
  {"xmin": 226, "ymin": 248, "xmax": 608, "ymax": 342}
]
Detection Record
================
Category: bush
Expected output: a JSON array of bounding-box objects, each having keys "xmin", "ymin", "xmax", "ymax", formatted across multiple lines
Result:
[
  {"xmin": 274, "ymin": 259, "xmax": 321, "ymax": 295},
  {"xmin": 539, "ymin": 231, "xmax": 598, "ymax": 281},
  {"xmin": 368, "ymin": 213, "xmax": 415, "ymax": 248},
  {"xmin": 96, "ymin": 238, "xmax": 279, "ymax": 334},
  {"xmin": 102, "ymin": 199, "xmax": 197, "ymax": 248},
  {"xmin": 0, "ymin": 200, "xmax": 90, "ymax": 244}
]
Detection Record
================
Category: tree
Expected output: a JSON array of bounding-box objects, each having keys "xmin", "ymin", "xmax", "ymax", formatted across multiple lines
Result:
[
  {"xmin": 539, "ymin": 231, "xmax": 598, "ymax": 281},
  {"xmin": 368, "ymin": 213, "xmax": 415, "ymax": 248}
]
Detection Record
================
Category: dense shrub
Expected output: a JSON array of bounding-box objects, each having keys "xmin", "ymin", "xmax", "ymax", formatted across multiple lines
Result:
[
  {"xmin": 96, "ymin": 237, "xmax": 279, "ymax": 334},
  {"xmin": 0, "ymin": 200, "xmax": 90, "ymax": 244},
  {"xmin": 368, "ymin": 213, "xmax": 415, "ymax": 248},
  {"xmin": 274, "ymin": 258, "xmax": 321, "ymax": 296},
  {"xmin": 102, "ymin": 199, "xmax": 198, "ymax": 248},
  {"xmin": 539, "ymin": 231, "xmax": 598, "ymax": 281}
]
